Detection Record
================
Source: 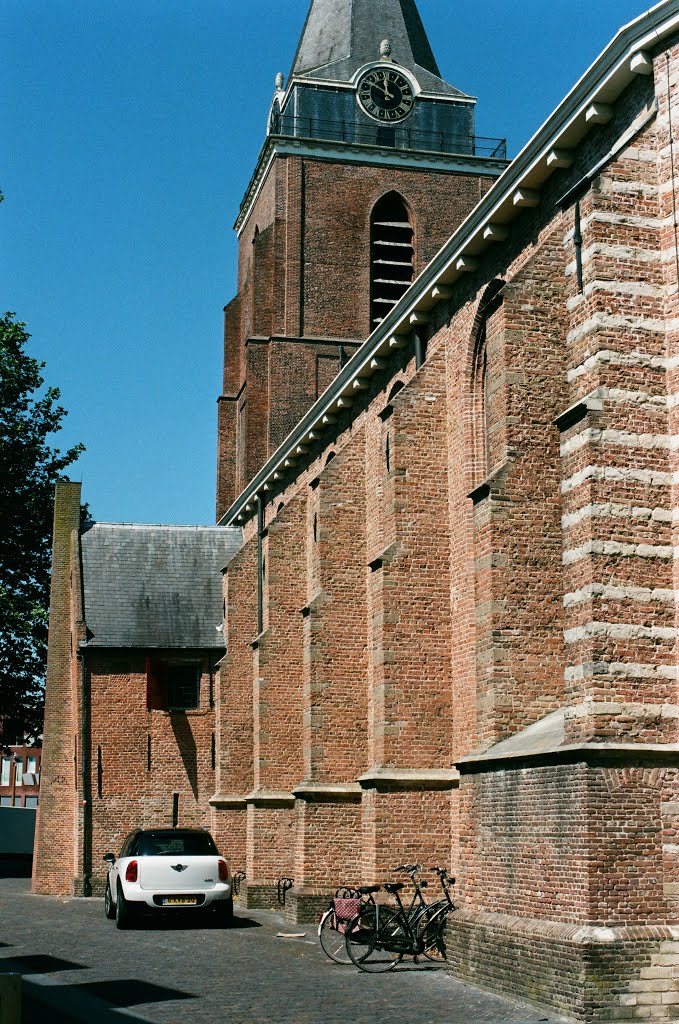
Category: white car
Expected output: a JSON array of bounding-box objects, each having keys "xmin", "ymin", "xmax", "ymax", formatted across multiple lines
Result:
[{"xmin": 103, "ymin": 828, "xmax": 233, "ymax": 929}]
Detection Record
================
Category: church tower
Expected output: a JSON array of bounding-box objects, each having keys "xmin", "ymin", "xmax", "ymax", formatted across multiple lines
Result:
[{"xmin": 216, "ymin": 0, "xmax": 507, "ymax": 520}]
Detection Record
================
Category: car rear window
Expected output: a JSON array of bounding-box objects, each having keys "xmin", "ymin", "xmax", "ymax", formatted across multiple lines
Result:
[{"xmin": 134, "ymin": 831, "xmax": 218, "ymax": 856}]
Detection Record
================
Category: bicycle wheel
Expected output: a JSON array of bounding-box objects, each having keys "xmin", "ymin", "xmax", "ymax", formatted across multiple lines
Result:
[
  {"xmin": 419, "ymin": 906, "xmax": 453, "ymax": 962},
  {"xmin": 318, "ymin": 909, "xmax": 352, "ymax": 964},
  {"xmin": 345, "ymin": 905, "xmax": 406, "ymax": 973}
]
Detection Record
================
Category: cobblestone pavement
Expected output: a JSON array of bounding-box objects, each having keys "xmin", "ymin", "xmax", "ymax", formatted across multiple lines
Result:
[{"xmin": 0, "ymin": 875, "xmax": 567, "ymax": 1024}]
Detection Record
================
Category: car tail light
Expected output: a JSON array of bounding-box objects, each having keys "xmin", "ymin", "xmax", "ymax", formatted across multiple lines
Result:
[
  {"xmin": 218, "ymin": 859, "xmax": 229, "ymax": 882},
  {"xmin": 125, "ymin": 860, "xmax": 138, "ymax": 883}
]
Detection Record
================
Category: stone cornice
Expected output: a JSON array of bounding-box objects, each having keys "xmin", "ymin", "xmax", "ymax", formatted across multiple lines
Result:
[{"xmin": 235, "ymin": 136, "xmax": 507, "ymax": 237}]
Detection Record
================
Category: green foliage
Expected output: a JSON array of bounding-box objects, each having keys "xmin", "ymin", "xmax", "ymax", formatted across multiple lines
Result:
[{"xmin": 0, "ymin": 312, "xmax": 84, "ymax": 739}]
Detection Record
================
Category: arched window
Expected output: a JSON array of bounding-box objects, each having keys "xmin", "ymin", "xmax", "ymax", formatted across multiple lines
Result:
[{"xmin": 370, "ymin": 194, "xmax": 414, "ymax": 331}]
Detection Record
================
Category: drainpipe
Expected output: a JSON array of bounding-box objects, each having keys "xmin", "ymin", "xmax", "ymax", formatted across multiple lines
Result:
[
  {"xmin": 79, "ymin": 651, "xmax": 91, "ymax": 897},
  {"xmin": 257, "ymin": 494, "xmax": 264, "ymax": 637}
]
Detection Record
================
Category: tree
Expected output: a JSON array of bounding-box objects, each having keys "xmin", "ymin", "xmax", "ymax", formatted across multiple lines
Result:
[{"xmin": 0, "ymin": 312, "xmax": 85, "ymax": 741}]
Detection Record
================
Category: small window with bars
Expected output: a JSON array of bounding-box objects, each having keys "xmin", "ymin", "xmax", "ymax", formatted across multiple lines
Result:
[
  {"xmin": 146, "ymin": 658, "xmax": 201, "ymax": 711},
  {"xmin": 370, "ymin": 193, "xmax": 414, "ymax": 331}
]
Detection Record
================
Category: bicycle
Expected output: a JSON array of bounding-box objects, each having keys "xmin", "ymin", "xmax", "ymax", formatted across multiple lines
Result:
[
  {"xmin": 376, "ymin": 863, "xmax": 454, "ymax": 963},
  {"xmin": 318, "ymin": 885, "xmax": 381, "ymax": 964},
  {"xmin": 415, "ymin": 866, "xmax": 456, "ymax": 962},
  {"xmin": 318, "ymin": 868, "xmax": 428, "ymax": 965},
  {"xmin": 345, "ymin": 865, "xmax": 456, "ymax": 972}
]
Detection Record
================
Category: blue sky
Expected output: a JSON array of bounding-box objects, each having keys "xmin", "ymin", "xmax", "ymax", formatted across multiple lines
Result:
[{"xmin": 2, "ymin": 0, "xmax": 648, "ymax": 525}]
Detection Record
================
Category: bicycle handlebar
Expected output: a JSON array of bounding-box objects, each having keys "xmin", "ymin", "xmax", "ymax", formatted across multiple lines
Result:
[
  {"xmin": 393, "ymin": 863, "xmax": 421, "ymax": 875},
  {"xmin": 429, "ymin": 866, "xmax": 456, "ymax": 886}
]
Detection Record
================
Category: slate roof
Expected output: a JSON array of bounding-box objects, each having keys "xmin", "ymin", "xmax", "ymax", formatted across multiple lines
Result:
[
  {"xmin": 80, "ymin": 523, "xmax": 243, "ymax": 650},
  {"xmin": 290, "ymin": 0, "xmax": 471, "ymax": 99}
]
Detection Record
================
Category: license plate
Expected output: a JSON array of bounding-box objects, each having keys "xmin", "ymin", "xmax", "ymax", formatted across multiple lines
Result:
[{"xmin": 162, "ymin": 897, "xmax": 198, "ymax": 906}]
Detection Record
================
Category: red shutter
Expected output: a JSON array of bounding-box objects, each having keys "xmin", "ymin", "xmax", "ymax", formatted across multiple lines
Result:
[{"xmin": 146, "ymin": 656, "xmax": 164, "ymax": 710}]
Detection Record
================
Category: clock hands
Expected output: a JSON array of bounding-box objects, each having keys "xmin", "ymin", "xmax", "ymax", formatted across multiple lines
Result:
[{"xmin": 374, "ymin": 71, "xmax": 393, "ymax": 100}]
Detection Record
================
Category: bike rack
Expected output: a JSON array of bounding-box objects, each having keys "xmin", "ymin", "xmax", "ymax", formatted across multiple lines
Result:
[
  {"xmin": 335, "ymin": 886, "xmax": 362, "ymax": 898},
  {"xmin": 277, "ymin": 877, "xmax": 294, "ymax": 905},
  {"xmin": 233, "ymin": 871, "xmax": 246, "ymax": 896}
]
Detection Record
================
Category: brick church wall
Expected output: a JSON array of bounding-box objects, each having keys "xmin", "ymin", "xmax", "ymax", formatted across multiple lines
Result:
[{"xmin": 216, "ymin": 153, "xmax": 498, "ymax": 518}]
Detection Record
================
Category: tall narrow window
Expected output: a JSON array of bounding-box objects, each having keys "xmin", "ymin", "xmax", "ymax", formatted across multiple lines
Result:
[
  {"xmin": 471, "ymin": 280, "xmax": 504, "ymax": 485},
  {"xmin": 371, "ymin": 193, "xmax": 414, "ymax": 331}
]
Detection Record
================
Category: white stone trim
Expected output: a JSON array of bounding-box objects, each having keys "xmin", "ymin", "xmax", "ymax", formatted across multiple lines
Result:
[
  {"xmin": 562, "ymin": 502, "xmax": 672, "ymax": 528},
  {"xmin": 597, "ymin": 386, "xmax": 666, "ymax": 409},
  {"xmin": 567, "ymin": 349, "xmax": 668, "ymax": 382},
  {"xmin": 620, "ymin": 146, "xmax": 657, "ymax": 163},
  {"xmin": 566, "ymin": 280, "xmax": 664, "ymax": 311},
  {"xmin": 564, "ymin": 243, "xmax": 662, "ymax": 276},
  {"xmin": 567, "ymin": 313, "xmax": 674, "ymax": 346},
  {"xmin": 578, "ymin": 209, "xmax": 663, "ymax": 234},
  {"xmin": 561, "ymin": 465, "xmax": 672, "ymax": 493},
  {"xmin": 563, "ymin": 539, "xmax": 674, "ymax": 564},
  {"xmin": 560, "ymin": 427, "xmax": 670, "ymax": 457},
  {"xmin": 564, "ymin": 621, "xmax": 678, "ymax": 643},
  {"xmin": 565, "ymin": 661, "xmax": 678, "ymax": 682},
  {"xmin": 597, "ymin": 177, "xmax": 658, "ymax": 196},
  {"xmin": 566, "ymin": 700, "xmax": 679, "ymax": 719},
  {"xmin": 563, "ymin": 582, "xmax": 677, "ymax": 606}
]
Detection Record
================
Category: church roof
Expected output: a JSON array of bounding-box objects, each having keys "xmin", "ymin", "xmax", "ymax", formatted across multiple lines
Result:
[
  {"xmin": 290, "ymin": 0, "xmax": 471, "ymax": 99},
  {"xmin": 80, "ymin": 523, "xmax": 242, "ymax": 649}
]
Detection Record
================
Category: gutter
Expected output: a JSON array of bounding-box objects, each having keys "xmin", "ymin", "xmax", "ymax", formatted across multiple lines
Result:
[{"xmin": 219, "ymin": 0, "xmax": 679, "ymax": 528}]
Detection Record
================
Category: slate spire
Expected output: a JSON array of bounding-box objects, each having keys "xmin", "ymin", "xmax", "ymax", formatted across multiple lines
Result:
[{"xmin": 290, "ymin": 0, "xmax": 468, "ymax": 98}]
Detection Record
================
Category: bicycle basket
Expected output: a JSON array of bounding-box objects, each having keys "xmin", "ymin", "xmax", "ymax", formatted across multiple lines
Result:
[{"xmin": 332, "ymin": 897, "xmax": 362, "ymax": 934}]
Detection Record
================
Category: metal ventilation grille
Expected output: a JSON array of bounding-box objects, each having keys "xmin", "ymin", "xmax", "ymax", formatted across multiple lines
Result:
[{"xmin": 371, "ymin": 194, "xmax": 414, "ymax": 330}]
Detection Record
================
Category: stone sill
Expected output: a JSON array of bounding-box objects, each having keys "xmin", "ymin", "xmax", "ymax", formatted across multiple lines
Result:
[
  {"xmin": 554, "ymin": 393, "xmax": 603, "ymax": 433},
  {"xmin": 245, "ymin": 790, "xmax": 296, "ymax": 808},
  {"xmin": 358, "ymin": 768, "xmax": 459, "ymax": 792},
  {"xmin": 291, "ymin": 783, "xmax": 362, "ymax": 803},
  {"xmin": 208, "ymin": 793, "xmax": 248, "ymax": 809}
]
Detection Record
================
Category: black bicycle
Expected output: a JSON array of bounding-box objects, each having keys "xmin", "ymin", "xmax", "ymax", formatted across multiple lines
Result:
[{"xmin": 345, "ymin": 865, "xmax": 456, "ymax": 972}]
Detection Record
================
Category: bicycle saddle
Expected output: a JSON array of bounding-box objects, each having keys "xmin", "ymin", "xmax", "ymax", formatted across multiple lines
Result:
[
  {"xmin": 357, "ymin": 885, "xmax": 381, "ymax": 895},
  {"xmin": 384, "ymin": 882, "xmax": 404, "ymax": 893}
]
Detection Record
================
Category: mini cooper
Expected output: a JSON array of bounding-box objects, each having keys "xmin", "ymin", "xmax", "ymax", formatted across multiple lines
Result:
[{"xmin": 103, "ymin": 828, "xmax": 233, "ymax": 929}]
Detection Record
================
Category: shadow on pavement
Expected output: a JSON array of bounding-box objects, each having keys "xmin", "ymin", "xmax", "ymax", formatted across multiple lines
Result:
[
  {"xmin": 21, "ymin": 976, "xmax": 194, "ymax": 1024},
  {"xmin": 74, "ymin": 978, "xmax": 193, "ymax": 1006},
  {"xmin": 0, "ymin": 856, "xmax": 32, "ymax": 879},
  {"xmin": 136, "ymin": 912, "xmax": 262, "ymax": 931},
  {"xmin": 4, "ymin": 954, "xmax": 87, "ymax": 976}
]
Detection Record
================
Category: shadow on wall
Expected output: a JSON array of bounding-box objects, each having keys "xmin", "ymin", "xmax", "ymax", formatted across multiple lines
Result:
[{"xmin": 169, "ymin": 713, "xmax": 198, "ymax": 799}]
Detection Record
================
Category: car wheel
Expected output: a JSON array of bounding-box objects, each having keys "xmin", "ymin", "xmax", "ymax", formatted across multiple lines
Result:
[
  {"xmin": 213, "ymin": 897, "xmax": 234, "ymax": 926},
  {"xmin": 115, "ymin": 882, "xmax": 137, "ymax": 930},
  {"xmin": 104, "ymin": 879, "xmax": 116, "ymax": 920}
]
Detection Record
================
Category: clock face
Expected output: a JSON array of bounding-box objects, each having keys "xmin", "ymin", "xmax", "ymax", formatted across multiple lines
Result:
[{"xmin": 357, "ymin": 68, "xmax": 415, "ymax": 123}]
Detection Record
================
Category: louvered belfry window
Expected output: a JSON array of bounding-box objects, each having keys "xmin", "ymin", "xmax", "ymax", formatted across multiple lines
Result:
[{"xmin": 370, "ymin": 193, "xmax": 414, "ymax": 331}]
